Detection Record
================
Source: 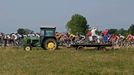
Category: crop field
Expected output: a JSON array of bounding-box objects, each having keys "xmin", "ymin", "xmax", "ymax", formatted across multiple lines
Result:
[{"xmin": 0, "ymin": 47, "xmax": 134, "ymax": 75}]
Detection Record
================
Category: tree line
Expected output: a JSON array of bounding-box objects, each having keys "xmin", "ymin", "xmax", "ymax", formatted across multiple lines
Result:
[{"xmin": 17, "ymin": 14, "xmax": 134, "ymax": 36}]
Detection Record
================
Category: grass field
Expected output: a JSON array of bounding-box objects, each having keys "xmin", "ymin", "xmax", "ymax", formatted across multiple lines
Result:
[{"xmin": 0, "ymin": 47, "xmax": 134, "ymax": 75}]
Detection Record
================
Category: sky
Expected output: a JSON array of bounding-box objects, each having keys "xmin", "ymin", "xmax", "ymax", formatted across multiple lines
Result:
[{"xmin": 0, "ymin": 0, "xmax": 134, "ymax": 33}]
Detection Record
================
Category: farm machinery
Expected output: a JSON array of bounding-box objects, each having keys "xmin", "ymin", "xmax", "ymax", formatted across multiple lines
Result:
[{"xmin": 24, "ymin": 26, "xmax": 58, "ymax": 51}]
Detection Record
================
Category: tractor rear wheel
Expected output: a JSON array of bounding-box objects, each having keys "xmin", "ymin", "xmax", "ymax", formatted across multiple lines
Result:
[{"xmin": 44, "ymin": 38, "xmax": 57, "ymax": 51}]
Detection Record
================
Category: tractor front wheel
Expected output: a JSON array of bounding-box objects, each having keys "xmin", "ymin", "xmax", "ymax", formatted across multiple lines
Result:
[{"xmin": 24, "ymin": 46, "xmax": 32, "ymax": 51}]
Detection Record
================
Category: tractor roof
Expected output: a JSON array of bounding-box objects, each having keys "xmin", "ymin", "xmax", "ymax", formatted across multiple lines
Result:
[{"xmin": 40, "ymin": 26, "xmax": 56, "ymax": 29}]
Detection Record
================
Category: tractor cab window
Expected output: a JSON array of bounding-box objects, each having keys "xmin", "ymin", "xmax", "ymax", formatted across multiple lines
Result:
[
  {"xmin": 45, "ymin": 29, "xmax": 55, "ymax": 36},
  {"xmin": 40, "ymin": 30, "xmax": 44, "ymax": 36}
]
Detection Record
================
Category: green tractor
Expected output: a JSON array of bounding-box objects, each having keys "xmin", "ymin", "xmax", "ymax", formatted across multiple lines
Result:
[{"xmin": 24, "ymin": 26, "xmax": 58, "ymax": 51}]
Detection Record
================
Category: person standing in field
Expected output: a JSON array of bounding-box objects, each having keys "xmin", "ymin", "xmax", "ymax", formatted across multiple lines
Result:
[{"xmin": 103, "ymin": 29, "xmax": 109, "ymax": 44}]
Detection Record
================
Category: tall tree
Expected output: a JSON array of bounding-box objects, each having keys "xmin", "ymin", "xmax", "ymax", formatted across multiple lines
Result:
[
  {"xmin": 128, "ymin": 24, "xmax": 134, "ymax": 35},
  {"xmin": 66, "ymin": 14, "xmax": 89, "ymax": 35}
]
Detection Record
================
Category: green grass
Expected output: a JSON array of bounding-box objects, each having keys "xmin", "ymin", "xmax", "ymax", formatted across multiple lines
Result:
[{"xmin": 0, "ymin": 47, "xmax": 134, "ymax": 75}]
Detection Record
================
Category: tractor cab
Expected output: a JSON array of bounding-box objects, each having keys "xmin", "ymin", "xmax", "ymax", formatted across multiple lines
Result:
[{"xmin": 40, "ymin": 26, "xmax": 56, "ymax": 42}]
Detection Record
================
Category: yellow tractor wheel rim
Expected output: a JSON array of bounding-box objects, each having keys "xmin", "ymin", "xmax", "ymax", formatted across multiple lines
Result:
[
  {"xmin": 47, "ymin": 42, "xmax": 56, "ymax": 50},
  {"xmin": 25, "ymin": 47, "xmax": 31, "ymax": 51}
]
